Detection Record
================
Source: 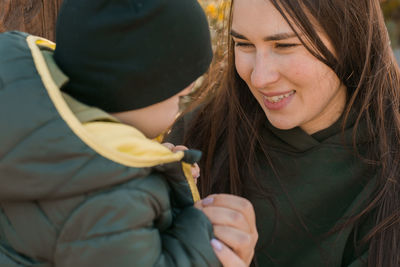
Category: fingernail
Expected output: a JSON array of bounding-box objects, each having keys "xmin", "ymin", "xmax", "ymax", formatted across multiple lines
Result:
[
  {"xmin": 202, "ymin": 197, "xmax": 214, "ymax": 205},
  {"xmin": 211, "ymin": 238, "xmax": 223, "ymax": 251}
]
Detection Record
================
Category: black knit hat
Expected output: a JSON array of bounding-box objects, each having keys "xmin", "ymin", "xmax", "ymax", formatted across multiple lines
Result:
[{"xmin": 54, "ymin": 0, "xmax": 212, "ymax": 112}]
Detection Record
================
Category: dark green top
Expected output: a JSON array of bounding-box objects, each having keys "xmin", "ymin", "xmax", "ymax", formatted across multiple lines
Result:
[{"xmin": 168, "ymin": 110, "xmax": 375, "ymax": 267}]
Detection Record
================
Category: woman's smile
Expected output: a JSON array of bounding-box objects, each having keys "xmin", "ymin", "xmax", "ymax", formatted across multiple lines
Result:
[{"xmin": 261, "ymin": 90, "xmax": 295, "ymax": 110}]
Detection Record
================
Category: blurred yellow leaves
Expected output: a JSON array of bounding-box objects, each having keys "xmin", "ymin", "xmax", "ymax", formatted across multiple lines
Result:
[
  {"xmin": 203, "ymin": 1, "xmax": 228, "ymax": 23},
  {"xmin": 199, "ymin": 0, "xmax": 230, "ymax": 58},
  {"xmin": 205, "ymin": 4, "xmax": 218, "ymax": 20}
]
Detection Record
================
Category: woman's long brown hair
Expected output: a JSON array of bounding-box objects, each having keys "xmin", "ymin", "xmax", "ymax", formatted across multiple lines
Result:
[{"xmin": 174, "ymin": 0, "xmax": 400, "ymax": 265}]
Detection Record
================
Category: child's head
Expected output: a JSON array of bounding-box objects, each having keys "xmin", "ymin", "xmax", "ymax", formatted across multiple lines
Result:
[{"xmin": 54, "ymin": 0, "xmax": 212, "ymax": 135}]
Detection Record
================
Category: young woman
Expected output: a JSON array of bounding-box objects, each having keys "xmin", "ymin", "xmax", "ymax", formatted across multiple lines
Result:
[{"xmin": 167, "ymin": 0, "xmax": 400, "ymax": 266}]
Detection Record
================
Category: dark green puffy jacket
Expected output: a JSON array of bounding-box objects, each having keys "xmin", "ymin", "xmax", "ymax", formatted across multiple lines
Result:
[{"xmin": 0, "ymin": 31, "xmax": 220, "ymax": 267}]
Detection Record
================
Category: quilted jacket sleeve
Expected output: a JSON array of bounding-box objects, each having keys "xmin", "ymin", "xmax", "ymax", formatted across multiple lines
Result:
[{"xmin": 54, "ymin": 174, "xmax": 220, "ymax": 267}]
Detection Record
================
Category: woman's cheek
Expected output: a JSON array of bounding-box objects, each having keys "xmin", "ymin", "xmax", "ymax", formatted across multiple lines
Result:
[{"xmin": 235, "ymin": 51, "xmax": 253, "ymax": 82}]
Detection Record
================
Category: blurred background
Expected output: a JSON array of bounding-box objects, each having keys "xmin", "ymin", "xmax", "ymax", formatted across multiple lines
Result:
[{"xmin": 382, "ymin": 0, "xmax": 400, "ymax": 61}]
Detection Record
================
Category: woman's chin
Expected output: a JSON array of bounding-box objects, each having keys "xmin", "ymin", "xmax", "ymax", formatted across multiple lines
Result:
[{"xmin": 266, "ymin": 116, "xmax": 299, "ymax": 131}]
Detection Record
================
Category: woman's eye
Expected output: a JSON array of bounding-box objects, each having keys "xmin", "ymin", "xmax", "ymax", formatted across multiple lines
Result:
[
  {"xmin": 275, "ymin": 43, "xmax": 300, "ymax": 49},
  {"xmin": 234, "ymin": 42, "xmax": 254, "ymax": 48}
]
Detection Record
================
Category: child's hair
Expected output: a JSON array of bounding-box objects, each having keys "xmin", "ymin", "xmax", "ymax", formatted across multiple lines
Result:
[
  {"xmin": 54, "ymin": 0, "xmax": 213, "ymax": 113},
  {"xmin": 182, "ymin": 0, "xmax": 400, "ymax": 265}
]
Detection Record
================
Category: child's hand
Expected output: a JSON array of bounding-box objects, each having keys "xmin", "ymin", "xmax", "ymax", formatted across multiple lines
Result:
[
  {"xmin": 162, "ymin": 142, "xmax": 200, "ymax": 184},
  {"xmin": 195, "ymin": 194, "xmax": 258, "ymax": 266}
]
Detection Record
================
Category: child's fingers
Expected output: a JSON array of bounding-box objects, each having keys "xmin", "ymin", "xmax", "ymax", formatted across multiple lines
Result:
[
  {"xmin": 211, "ymin": 238, "xmax": 247, "ymax": 267},
  {"xmin": 192, "ymin": 163, "xmax": 200, "ymax": 180},
  {"xmin": 171, "ymin": 145, "xmax": 189, "ymax": 152},
  {"xmin": 161, "ymin": 143, "xmax": 200, "ymax": 182},
  {"xmin": 160, "ymin": 143, "xmax": 189, "ymax": 153},
  {"xmin": 161, "ymin": 142, "xmax": 175, "ymax": 150}
]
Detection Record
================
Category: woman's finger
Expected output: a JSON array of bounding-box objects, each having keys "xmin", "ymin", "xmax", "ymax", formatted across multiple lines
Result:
[
  {"xmin": 201, "ymin": 194, "xmax": 256, "ymax": 232},
  {"xmin": 201, "ymin": 206, "xmax": 250, "ymax": 232},
  {"xmin": 211, "ymin": 238, "xmax": 247, "ymax": 267},
  {"xmin": 213, "ymin": 225, "xmax": 254, "ymax": 264}
]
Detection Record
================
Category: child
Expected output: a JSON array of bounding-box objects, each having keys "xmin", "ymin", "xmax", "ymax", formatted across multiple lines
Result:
[{"xmin": 0, "ymin": 0, "xmax": 220, "ymax": 266}]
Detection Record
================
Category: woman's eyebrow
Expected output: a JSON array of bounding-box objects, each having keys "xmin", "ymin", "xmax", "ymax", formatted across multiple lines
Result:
[
  {"xmin": 230, "ymin": 30, "xmax": 248, "ymax": 40},
  {"xmin": 263, "ymin": 32, "xmax": 297, "ymax": 41},
  {"xmin": 230, "ymin": 29, "xmax": 297, "ymax": 41}
]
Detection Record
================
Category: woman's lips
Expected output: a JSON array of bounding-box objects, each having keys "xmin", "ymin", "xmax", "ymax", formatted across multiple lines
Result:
[{"xmin": 262, "ymin": 90, "xmax": 295, "ymax": 110}]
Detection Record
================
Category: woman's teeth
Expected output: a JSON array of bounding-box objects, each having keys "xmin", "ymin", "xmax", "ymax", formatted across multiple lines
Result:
[{"xmin": 264, "ymin": 90, "xmax": 295, "ymax": 103}]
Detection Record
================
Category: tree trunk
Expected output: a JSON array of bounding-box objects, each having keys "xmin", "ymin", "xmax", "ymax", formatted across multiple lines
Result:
[{"xmin": 0, "ymin": 0, "xmax": 63, "ymax": 41}]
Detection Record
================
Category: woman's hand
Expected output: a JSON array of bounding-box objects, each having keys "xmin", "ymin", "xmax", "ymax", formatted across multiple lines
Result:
[
  {"xmin": 162, "ymin": 143, "xmax": 257, "ymax": 265},
  {"xmin": 195, "ymin": 194, "xmax": 258, "ymax": 266}
]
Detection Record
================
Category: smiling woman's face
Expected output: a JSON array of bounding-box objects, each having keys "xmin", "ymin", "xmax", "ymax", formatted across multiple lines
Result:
[{"xmin": 232, "ymin": 0, "xmax": 347, "ymax": 134}]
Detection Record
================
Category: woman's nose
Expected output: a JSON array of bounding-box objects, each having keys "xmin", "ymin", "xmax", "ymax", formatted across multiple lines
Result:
[{"xmin": 250, "ymin": 52, "xmax": 279, "ymax": 89}]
